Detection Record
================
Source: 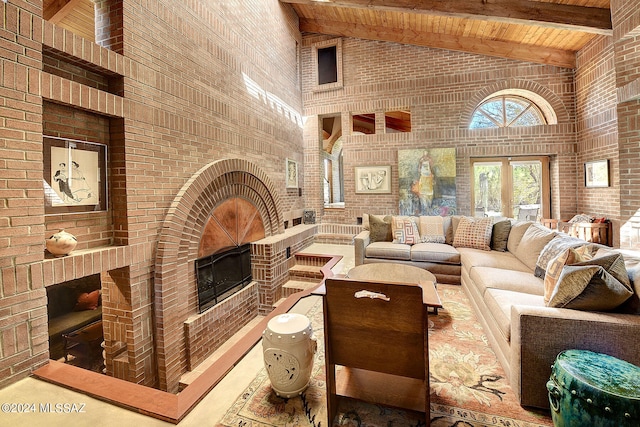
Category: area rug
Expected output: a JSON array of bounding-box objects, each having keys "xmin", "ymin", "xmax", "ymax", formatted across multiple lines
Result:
[{"xmin": 215, "ymin": 284, "xmax": 553, "ymax": 427}]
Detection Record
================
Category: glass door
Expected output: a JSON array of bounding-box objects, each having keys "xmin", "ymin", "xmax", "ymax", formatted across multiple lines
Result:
[{"xmin": 472, "ymin": 157, "xmax": 549, "ymax": 220}]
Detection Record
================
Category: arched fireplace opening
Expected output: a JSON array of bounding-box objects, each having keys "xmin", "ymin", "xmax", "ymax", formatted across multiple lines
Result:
[{"xmin": 154, "ymin": 158, "xmax": 283, "ymax": 393}]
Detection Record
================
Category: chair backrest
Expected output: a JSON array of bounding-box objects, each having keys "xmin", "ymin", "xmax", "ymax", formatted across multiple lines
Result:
[
  {"xmin": 518, "ymin": 207, "xmax": 538, "ymax": 220},
  {"xmin": 323, "ymin": 277, "xmax": 427, "ymax": 379}
]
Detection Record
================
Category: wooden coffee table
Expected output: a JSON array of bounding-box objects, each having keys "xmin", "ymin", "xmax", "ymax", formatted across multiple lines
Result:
[{"xmin": 347, "ymin": 263, "xmax": 442, "ymax": 313}]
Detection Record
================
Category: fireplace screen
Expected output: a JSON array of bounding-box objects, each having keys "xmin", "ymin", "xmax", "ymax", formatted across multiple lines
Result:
[{"xmin": 195, "ymin": 243, "xmax": 252, "ymax": 313}]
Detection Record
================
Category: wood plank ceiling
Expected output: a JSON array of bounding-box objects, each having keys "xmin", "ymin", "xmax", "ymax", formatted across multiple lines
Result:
[
  {"xmin": 281, "ymin": 0, "xmax": 612, "ymax": 68},
  {"xmin": 42, "ymin": 0, "xmax": 611, "ymax": 69},
  {"xmin": 44, "ymin": 0, "xmax": 95, "ymax": 42}
]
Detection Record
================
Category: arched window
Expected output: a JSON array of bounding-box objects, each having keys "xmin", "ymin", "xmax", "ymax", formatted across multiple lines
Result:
[{"xmin": 469, "ymin": 90, "xmax": 556, "ymax": 129}]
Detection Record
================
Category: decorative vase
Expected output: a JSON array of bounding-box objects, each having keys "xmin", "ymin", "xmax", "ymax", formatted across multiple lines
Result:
[{"xmin": 45, "ymin": 229, "xmax": 77, "ymax": 256}]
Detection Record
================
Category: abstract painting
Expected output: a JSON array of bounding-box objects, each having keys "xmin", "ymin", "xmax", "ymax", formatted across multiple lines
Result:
[{"xmin": 398, "ymin": 148, "xmax": 457, "ymax": 216}]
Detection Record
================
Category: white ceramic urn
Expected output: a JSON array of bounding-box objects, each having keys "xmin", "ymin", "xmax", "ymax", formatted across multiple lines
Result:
[
  {"xmin": 262, "ymin": 313, "xmax": 317, "ymax": 398},
  {"xmin": 45, "ymin": 229, "xmax": 77, "ymax": 256}
]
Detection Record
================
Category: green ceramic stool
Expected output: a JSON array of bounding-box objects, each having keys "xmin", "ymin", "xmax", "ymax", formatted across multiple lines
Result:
[{"xmin": 547, "ymin": 349, "xmax": 640, "ymax": 427}]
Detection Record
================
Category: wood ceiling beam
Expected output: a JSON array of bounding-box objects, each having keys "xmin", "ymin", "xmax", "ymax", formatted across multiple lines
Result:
[
  {"xmin": 282, "ymin": 0, "xmax": 612, "ymax": 35},
  {"xmin": 300, "ymin": 18, "xmax": 576, "ymax": 68},
  {"xmin": 44, "ymin": 0, "xmax": 83, "ymax": 24}
]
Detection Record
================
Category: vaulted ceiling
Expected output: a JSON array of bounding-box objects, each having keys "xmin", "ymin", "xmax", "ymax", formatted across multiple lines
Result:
[
  {"xmin": 282, "ymin": 0, "xmax": 612, "ymax": 68},
  {"xmin": 43, "ymin": 0, "xmax": 611, "ymax": 69}
]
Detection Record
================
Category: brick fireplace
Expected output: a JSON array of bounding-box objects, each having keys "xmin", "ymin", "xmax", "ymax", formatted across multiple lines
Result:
[{"xmin": 153, "ymin": 158, "xmax": 292, "ymax": 393}]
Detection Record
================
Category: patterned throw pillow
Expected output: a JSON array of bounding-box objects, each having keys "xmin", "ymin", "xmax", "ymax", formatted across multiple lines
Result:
[
  {"xmin": 547, "ymin": 253, "xmax": 633, "ymax": 311},
  {"xmin": 392, "ymin": 216, "xmax": 421, "ymax": 245},
  {"xmin": 418, "ymin": 216, "xmax": 445, "ymax": 243},
  {"xmin": 543, "ymin": 245, "xmax": 592, "ymax": 303},
  {"xmin": 452, "ymin": 217, "xmax": 493, "ymax": 251},
  {"xmin": 535, "ymin": 236, "xmax": 588, "ymax": 279}
]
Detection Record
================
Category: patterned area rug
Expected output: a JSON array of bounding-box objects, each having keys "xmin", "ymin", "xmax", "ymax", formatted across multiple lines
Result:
[{"xmin": 215, "ymin": 284, "xmax": 553, "ymax": 427}]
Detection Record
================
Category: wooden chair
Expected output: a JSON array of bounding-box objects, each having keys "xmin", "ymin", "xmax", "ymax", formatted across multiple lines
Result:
[
  {"xmin": 322, "ymin": 277, "xmax": 430, "ymax": 426},
  {"xmin": 558, "ymin": 221, "xmax": 613, "ymax": 246}
]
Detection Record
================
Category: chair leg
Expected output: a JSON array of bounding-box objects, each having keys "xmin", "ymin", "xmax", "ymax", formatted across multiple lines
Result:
[{"xmin": 326, "ymin": 362, "xmax": 337, "ymax": 426}]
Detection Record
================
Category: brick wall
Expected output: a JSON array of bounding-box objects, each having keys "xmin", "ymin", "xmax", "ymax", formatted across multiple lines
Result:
[
  {"xmin": 0, "ymin": 0, "xmax": 305, "ymax": 389},
  {"xmin": 301, "ymin": 35, "xmax": 578, "ymax": 223},
  {"xmin": 575, "ymin": 35, "xmax": 621, "ymax": 245},
  {"xmin": 611, "ymin": 2, "xmax": 640, "ymax": 249}
]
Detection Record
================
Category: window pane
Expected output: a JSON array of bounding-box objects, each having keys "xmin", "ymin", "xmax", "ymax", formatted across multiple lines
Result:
[
  {"xmin": 470, "ymin": 113, "xmax": 495, "ymax": 129},
  {"xmin": 505, "ymin": 99, "xmax": 527, "ymax": 123},
  {"xmin": 317, "ymin": 46, "xmax": 337, "ymax": 85},
  {"xmin": 473, "ymin": 163, "xmax": 502, "ymax": 217},
  {"xmin": 512, "ymin": 162, "xmax": 541, "ymax": 219},
  {"xmin": 480, "ymin": 100, "xmax": 503, "ymax": 123},
  {"xmin": 512, "ymin": 109, "xmax": 543, "ymax": 127}
]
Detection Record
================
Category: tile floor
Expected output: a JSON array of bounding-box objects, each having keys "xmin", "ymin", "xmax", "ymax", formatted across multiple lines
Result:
[{"xmin": 0, "ymin": 243, "xmax": 354, "ymax": 427}]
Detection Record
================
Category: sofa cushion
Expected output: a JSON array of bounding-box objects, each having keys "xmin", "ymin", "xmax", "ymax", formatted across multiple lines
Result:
[
  {"xmin": 365, "ymin": 241, "xmax": 411, "ymax": 261},
  {"xmin": 453, "ymin": 216, "xmax": 493, "ymax": 251},
  {"xmin": 483, "ymin": 288, "xmax": 545, "ymax": 343},
  {"xmin": 506, "ymin": 220, "xmax": 533, "ymax": 254},
  {"xmin": 491, "ymin": 220, "xmax": 511, "ymax": 252},
  {"xmin": 514, "ymin": 223, "xmax": 557, "ymax": 271},
  {"xmin": 392, "ymin": 216, "xmax": 420, "ymax": 245},
  {"xmin": 410, "ymin": 242, "xmax": 461, "ymax": 264},
  {"xmin": 543, "ymin": 245, "xmax": 593, "ymax": 303},
  {"xmin": 547, "ymin": 253, "xmax": 633, "ymax": 311},
  {"xmin": 470, "ymin": 266, "xmax": 545, "ymax": 296},
  {"xmin": 418, "ymin": 216, "xmax": 446, "ymax": 243},
  {"xmin": 535, "ymin": 236, "xmax": 588, "ymax": 279},
  {"xmin": 369, "ymin": 214, "xmax": 393, "ymax": 242},
  {"xmin": 458, "ymin": 247, "xmax": 530, "ymax": 272}
]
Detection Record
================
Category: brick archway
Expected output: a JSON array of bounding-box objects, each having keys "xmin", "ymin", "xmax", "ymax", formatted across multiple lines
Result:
[{"xmin": 154, "ymin": 158, "xmax": 283, "ymax": 392}]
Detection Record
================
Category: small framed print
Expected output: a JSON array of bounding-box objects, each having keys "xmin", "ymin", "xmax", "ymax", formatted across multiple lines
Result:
[
  {"xmin": 43, "ymin": 136, "xmax": 108, "ymax": 214},
  {"xmin": 584, "ymin": 159, "xmax": 609, "ymax": 188},
  {"xmin": 355, "ymin": 165, "xmax": 391, "ymax": 194},
  {"xmin": 286, "ymin": 158, "xmax": 298, "ymax": 188}
]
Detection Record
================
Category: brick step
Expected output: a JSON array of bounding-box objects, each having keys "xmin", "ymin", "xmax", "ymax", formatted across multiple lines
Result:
[
  {"xmin": 314, "ymin": 234, "xmax": 355, "ymax": 245},
  {"xmin": 281, "ymin": 279, "xmax": 320, "ymax": 298},
  {"xmin": 287, "ymin": 264, "xmax": 325, "ymax": 280}
]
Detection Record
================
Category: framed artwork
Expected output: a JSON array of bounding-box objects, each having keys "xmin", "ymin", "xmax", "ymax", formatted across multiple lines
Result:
[
  {"xmin": 286, "ymin": 158, "xmax": 298, "ymax": 188},
  {"xmin": 398, "ymin": 148, "xmax": 457, "ymax": 216},
  {"xmin": 43, "ymin": 136, "xmax": 108, "ymax": 214},
  {"xmin": 584, "ymin": 159, "xmax": 609, "ymax": 188},
  {"xmin": 355, "ymin": 165, "xmax": 391, "ymax": 193}
]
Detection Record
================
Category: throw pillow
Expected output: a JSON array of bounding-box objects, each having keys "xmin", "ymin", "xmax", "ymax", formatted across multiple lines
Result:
[
  {"xmin": 569, "ymin": 213, "xmax": 593, "ymax": 223},
  {"xmin": 445, "ymin": 215, "xmax": 463, "ymax": 245},
  {"xmin": 506, "ymin": 221, "xmax": 533, "ymax": 254},
  {"xmin": 547, "ymin": 253, "xmax": 633, "ymax": 311},
  {"xmin": 369, "ymin": 215, "xmax": 393, "ymax": 243},
  {"xmin": 514, "ymin": 223, "xmax": 557, "ymax": 271},
  {"xmin": 392, "ymin": 216, "xmax": 420, "ymax": 245},
  {"xmin": 452, "ymin": 216, "xmax": 493, "ymax": 251},
  {"xmin": 418, "ymin": 216, "xmax": 445, "ymax": 243},
  {"xmin": 535, "ymin": 236, "xmax": 588, "ymax": 279},
  {"xmin": 74, "ymin": 290, "xmax": 101, "ymax": 311},
  {"xmin": 491, "ymin": 220, "xmax": 512, "ymax": 252},
  {"xmin": 543, "ymin": 245, "xmax": 592, "ymax": 303}
]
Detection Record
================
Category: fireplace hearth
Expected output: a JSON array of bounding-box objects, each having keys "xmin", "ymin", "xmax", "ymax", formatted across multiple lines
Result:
[{"xmin": 195, "ymin": 243, "xmax": 252, "ymax": 313}]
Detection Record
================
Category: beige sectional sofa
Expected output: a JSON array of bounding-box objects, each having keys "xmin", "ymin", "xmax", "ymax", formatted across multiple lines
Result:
[
  {"xmin": 354, "ymin": 215, "xmax": 462, "ymax": 285},
  {"xmin": 354, "ymin": 215, "xmax": 640, "ymax": 409}
]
